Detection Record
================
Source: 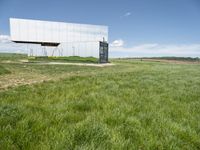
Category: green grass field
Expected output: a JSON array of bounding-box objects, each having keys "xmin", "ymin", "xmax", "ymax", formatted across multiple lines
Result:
[
  {"xmin": 0, "ymin": 54, "xmax": 200, "ymax": 149},
  {"xmin": 28, "ymin": 56, "xmax": 99, "ymax": 63},
  {"xmin": 0, "ymin": 53, "xmax": 27, "ymax": 62},
  {"xmin": 0, "ymin": 65, "xmax": 10, "ymax": 75}
]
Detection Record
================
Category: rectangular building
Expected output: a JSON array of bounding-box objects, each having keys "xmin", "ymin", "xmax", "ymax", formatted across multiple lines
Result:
[{"xmin": 10, "ymin": 18, "xmax": 108, "ymax": 61}]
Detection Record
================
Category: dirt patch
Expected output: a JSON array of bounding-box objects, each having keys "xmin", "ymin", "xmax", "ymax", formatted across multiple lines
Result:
[
  {"xmin": 27, "ymin": 62, "xmax": 115, "ymax": 67},
  {"xmin": 0, "ymin": 61, "xmax": 114, "ymax": 91},
  {"xmin": 0, "ymin": 73, "xmax": 51, "ymax": 91}
]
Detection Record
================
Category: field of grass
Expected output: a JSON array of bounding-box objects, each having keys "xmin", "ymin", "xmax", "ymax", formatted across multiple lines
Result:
[
  {"xmin": 28, "ymin": 56, "xmax": 99, "ymax": 63},
  {"xmin": 0, "ymin": 65, "xmax": 11, "ymax": 75},
  {"xmin": 0, "ymin": 53, "xmax": 27, "ymax": 62},
  {"xmin": 0, "ymin": 54, "xmax": 200, "ymax": 149}
]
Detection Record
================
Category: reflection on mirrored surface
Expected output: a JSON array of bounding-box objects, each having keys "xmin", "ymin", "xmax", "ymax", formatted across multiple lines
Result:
[{"xmin": 10, "ymin": 18, "xmax": 108, "ymax": 58}]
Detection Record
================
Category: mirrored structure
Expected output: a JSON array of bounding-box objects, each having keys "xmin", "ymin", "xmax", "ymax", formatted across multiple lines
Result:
[{"xmin": 10, "ymin": 18, "xmax": 109, "ymax": 62}]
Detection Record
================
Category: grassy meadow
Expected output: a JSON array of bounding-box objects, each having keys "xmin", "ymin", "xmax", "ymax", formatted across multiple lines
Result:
[
  {"xmin": 0, "ymin": 53, "xmax": 200, "ymax": 149},
  {"xmin": 28, "ymin": 56, "xmax": 98, "ymax": 63}
]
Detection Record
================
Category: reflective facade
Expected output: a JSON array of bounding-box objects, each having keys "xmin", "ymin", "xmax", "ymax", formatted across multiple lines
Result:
[{"xmin": 10, "ymin": 18, "xmax": 108, "ymax": 58}]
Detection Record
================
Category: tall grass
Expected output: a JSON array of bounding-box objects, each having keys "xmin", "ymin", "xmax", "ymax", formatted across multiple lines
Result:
[
  {"xmin": 0, "ymin": 65, "xmax": 10, "ymax": 75},
  {"xmin": 0, "ymin": 59, "xmax": 200, "ymax": 149}
]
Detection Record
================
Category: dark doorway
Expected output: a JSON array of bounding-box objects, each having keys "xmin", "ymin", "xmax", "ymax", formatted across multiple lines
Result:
[{"xmin": 99, "ymin": 41, "xmax": 109, "ymax": 63}]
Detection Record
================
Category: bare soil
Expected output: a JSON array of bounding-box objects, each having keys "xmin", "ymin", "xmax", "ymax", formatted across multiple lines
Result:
[{"xmin": 0, "ymin": 61, "xmax": 114, "ymax": 91}]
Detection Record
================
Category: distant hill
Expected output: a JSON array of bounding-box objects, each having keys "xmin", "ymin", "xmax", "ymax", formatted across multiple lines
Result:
[
  {"xmin": 118, "ymin": 57, "xmax": 200, "ymax": 62},
  {"xmin": 143, "ymin": 57, "xmax": 200, "ymax": 61}
]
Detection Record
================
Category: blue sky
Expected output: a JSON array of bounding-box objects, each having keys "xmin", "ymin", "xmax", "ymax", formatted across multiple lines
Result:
[{"xmin": 0, "ymin": 0, "xmax": 200, "ymax": 57}]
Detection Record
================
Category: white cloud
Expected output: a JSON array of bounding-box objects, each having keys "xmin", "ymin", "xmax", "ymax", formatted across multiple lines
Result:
[
  {"xmin": 110, "ymin": 39, "xmax": 124, "ymax": 47},
  {"xmin": 110, "ymin": 43, "xmax": 200, "ymax": 58},
  {"xmin": 124, "ymin": 12, "xmax": 131, "ymax": 17}
]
